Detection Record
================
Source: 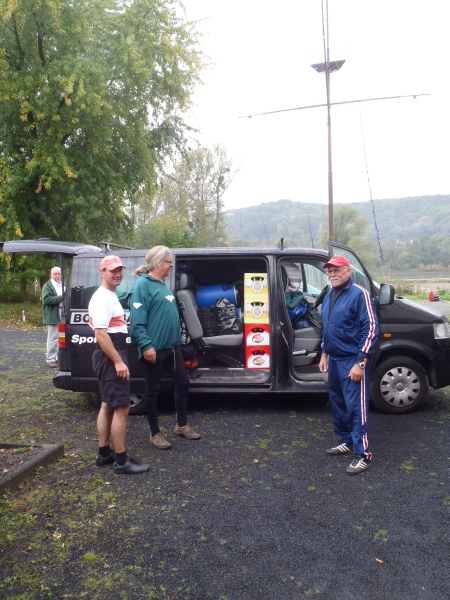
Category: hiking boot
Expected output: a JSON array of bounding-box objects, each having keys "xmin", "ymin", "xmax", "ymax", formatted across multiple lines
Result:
[
  {"xmin": 113, "ymin": 456, "xmax": 149, "ymax": 475},
  {"xmin": 95, "ymin": 452, "xmax": 116, "ymax": 466},
  {"xmin": 326, "ymin": 442, "xmax": 354, "ymax": 455},
  {"xmin": 150, "ymin": 433, "xmax": 172, "ymax": 449},
  {"xmin": 174, "ymin": 424, "xmax": 201, "ymax": 440},
  {"xmin": 346, "ymin": 455, "xmax": 371, "ymax": 475}
]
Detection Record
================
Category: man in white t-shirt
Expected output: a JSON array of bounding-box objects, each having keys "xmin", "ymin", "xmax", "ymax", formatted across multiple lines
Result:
[{"xmin": 89, "ymin": 255, "xmax": 149, "ymax": 475}]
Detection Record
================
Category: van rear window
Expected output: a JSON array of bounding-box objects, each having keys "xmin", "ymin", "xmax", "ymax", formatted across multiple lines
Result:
[{"xmin": 69, "ymin": 256, "xmax": 146, "ymax": 309}]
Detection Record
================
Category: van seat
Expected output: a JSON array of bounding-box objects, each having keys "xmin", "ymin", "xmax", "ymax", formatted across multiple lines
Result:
[{"xmin": 293, "ymin": 326, "xmax": 321, "ymax": 353}]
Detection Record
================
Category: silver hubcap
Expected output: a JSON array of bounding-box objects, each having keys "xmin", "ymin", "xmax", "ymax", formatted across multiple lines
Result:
[
  {"xmin": 130, "ymin": 393, "xmax": 144, "ymax": 408},
  {"xmin": 380, "ymin": 365, "xmax": 420, "ymax": 408}
]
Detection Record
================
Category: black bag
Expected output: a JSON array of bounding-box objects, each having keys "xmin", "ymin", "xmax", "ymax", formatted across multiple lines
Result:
[
  {"xmin": 179, "ymin": 313, "xmax": 192, "ymax": 345},
  {"xmin": 197, "ymin": 306, "xmax": 219, "ymax": 337},
  {"xmin": 213, "ymin": 298, "xmax": 242, "ymax": 335}
]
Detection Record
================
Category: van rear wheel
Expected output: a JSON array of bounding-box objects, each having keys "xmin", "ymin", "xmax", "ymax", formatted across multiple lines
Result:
[
  {"xmin": 129, "ymin": 393, "xmax": 146, "ymax": 416},
  {"xmin": 370, "ymin": 356, "xmax": 428, "ymax": 414}
]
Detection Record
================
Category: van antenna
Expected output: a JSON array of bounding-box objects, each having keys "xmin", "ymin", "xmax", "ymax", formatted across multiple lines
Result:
[
  {"xmin": 259, "ymin": 205, "xmax": 270, "ymax": 246},
  {"xmin": 286, "ymin": 199, "xmax": 292, "ymax": 242},
  {"xmin": 308, "ymin": 215, "xmax": 315, "ymax": 248}
]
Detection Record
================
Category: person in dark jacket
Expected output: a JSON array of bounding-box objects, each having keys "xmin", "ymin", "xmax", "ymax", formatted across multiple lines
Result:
[
  {"xmin": 319, "ymin": 255, "xmax": 379, "ymax": 475},
  {"xmin": 42, "ymin": 267, "xmax": 63, "ymax": 368},
  {"xmin": 127, "ymin": 246, "xmax": 201, "ymax": 450}
]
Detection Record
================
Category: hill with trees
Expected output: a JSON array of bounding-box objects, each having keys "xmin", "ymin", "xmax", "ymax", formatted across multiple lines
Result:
[{"xmin": 225, "ymin": 195, "xmax": 450, "ymax": 269}]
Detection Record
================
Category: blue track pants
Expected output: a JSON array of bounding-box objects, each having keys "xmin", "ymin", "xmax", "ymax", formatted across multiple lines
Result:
[{"xmin": 328, "ymin": 356, "xmax": 372, "ymax": 460}]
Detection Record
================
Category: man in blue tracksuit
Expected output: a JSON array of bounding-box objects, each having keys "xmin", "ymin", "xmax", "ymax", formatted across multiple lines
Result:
[{"xmin": 319, "ymin": 255, "xmax": 379, "ymax": 475}]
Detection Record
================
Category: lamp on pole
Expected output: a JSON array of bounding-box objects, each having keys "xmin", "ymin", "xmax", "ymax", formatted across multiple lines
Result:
[{"xmin": 310, "ymin": 0, "xmax": 345, "ymax": 241}]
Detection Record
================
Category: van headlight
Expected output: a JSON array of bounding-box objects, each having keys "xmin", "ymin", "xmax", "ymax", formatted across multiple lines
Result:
[{"xmin": 433, "ymin": 322, "xmax": 450, "ymax": 339}]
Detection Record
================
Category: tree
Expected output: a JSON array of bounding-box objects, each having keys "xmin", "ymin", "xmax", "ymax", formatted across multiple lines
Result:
[
  {"xmin": 135, "ymin": 213, "xmax": 194, "ymax": 249},
  {"xmin": 137, "ymin": 144, "xmax": 238, "ymax": 247},
  {"xmin": 317, "ymin": 205, "xmax": 378, "ymax": 268},
  {"xmin": 0, "ymin": 0, "xmax": 203, "ymax": 244}
]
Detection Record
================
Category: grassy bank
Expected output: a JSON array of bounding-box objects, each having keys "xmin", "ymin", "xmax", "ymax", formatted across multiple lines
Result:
[
  {"xmin": 0, "ymin": 302, "xmax": 44, "ymax": 327},
  {"xmin": 391, "ymin": 281, "xmax": 450, "ymax": 301}
]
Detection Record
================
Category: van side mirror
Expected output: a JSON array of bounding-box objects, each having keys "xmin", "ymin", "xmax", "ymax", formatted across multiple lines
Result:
[{"xmin": 379, "ymin": 283, "xmax": 395, "ymax": 306}]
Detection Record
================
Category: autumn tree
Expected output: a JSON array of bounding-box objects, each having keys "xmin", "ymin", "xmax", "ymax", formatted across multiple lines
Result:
[
  {"xmin": 0, "ymin": 0, "xmax": 203, "ymax": 244},
  {"xmin": 136, "ymin": 144, "xmax": 238, "ymax": 247}
]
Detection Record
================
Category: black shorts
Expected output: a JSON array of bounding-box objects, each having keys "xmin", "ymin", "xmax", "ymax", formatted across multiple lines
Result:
[{"xmin": 92, "ymin": 340, "xmax": 130, "ymax": 408}]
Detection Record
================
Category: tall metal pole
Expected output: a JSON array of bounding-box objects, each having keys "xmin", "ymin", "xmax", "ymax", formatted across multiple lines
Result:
[
  {"xmin": 240, "ymin": 4, "xmax": 427, "ymax": 245},
  {"xmin": 323, "ymin": 0, "xmax": 334, "ymax": 241}
]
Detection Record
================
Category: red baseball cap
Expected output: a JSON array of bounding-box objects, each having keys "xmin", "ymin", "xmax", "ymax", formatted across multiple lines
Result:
[
  {"xmin": 100, "ymin": 255, "xmax": 126, "ymax": 271},
  {"xmin": 323, "ymin": 255, "xmax": 351, "ymax": 269}
]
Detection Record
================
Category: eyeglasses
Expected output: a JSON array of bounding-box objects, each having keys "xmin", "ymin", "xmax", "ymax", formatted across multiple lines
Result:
[{"xmin": 164, "ymin": 261, "xmax": 173, "ymax": 265}]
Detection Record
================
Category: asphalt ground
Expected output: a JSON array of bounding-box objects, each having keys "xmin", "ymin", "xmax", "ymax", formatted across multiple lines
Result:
[{"xmin": 0, "ymin": 325, "xmax": 450, "ymax": 600}]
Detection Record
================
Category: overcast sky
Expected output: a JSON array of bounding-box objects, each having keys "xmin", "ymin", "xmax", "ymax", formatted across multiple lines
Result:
[{"xmin": 182, "ymin": 0, "xmax": 450, "ymax": 211}]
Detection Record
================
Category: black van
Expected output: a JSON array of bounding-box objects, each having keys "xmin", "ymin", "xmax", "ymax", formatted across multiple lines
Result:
[{"xmin": 3, "ymin": 239, "xmax": 450, "ymax": 415}]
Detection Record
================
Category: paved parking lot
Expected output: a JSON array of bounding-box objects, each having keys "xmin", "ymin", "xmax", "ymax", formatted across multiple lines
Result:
[{"xmin": 1, "ymin": 325, "xmax": 450, "ymax": 599}]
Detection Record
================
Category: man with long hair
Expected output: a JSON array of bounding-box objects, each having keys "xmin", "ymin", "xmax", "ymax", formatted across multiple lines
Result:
[{"xmin": 127, "ymin": 246, "xmax": 201, "ymax": 449}]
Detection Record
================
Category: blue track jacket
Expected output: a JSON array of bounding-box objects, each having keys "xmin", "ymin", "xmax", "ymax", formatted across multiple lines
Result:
[{"xmin": 321, "ymin": 278, "xmax": 378, "ymax": 360}]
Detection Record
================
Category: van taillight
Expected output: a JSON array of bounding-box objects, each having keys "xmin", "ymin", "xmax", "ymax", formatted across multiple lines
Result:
[{"xmin": 58, "ymin": 323, "xmax": 66, "ymax": 348}]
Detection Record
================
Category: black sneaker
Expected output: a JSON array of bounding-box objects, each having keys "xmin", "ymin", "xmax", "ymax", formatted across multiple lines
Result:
[
  {"xmin": 113, "ymin": 456, "xmax": 149, "ymax": 475},
  {"xmin": 326, "ymin": 443, "xmax": 354, "ymax": 455},
  {"xmin": 346, "ymin": 455, "xmax": 371, "ymax": 475},
  {"xmin": 96, "ymin": 452, "xmax": 116, "ymax": 466}
]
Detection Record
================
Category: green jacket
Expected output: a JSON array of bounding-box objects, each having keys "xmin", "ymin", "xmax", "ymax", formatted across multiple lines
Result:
[
  {"xmin": 42, "ymin": 280, "xmax": 63, "ymax": 325},
  {"xmin": 127, "ymin": 273, "xmax": 182, "ymax": 360}
]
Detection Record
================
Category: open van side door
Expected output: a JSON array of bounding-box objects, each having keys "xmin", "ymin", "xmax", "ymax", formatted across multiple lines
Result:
[{"xmin": 328, "ymin": 241, "xmax": 377, "ymax": 298}]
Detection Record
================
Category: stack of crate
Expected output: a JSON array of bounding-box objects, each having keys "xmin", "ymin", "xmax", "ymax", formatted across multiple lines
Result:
[{"xmin": 243, "ymin": 273, "xmax": 270, "ymax": 369}]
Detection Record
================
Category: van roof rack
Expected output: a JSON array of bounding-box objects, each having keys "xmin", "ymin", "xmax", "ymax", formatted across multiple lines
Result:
[{"xmin": 99, "ymin": 241, "xmax": 135, "ymax": 252}]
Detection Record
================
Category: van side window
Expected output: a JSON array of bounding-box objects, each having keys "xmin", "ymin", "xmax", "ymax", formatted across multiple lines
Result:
[
  {"xmin": 331, "ymin": 249, "xmax": 371, "ymax": 293},
  {"xmin": 303, "ymin": 263, "xmax": 328, "ymax": 296}
]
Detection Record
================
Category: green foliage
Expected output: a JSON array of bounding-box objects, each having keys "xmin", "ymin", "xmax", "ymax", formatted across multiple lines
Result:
[
  {"xmin": 0, "ymin": 253, "xmax": 48, "ymax": 302},
  {"xmin": 0, "ymin": 0, "xmax": 204, "ymax": 243},
  {"xmin": 383, "ymin": 235, "xmax": 450, "ymax": 270},
  {"xmin": 333, "ymin": 204, "xmax": 368, "ymax": 246},
  {"xmin": 136, "ymin": 144, "xmax": 236, "ymax": 248},
  {"xmin": 135, "ymin": 213, "xmax": 194, "ymax": 249}
]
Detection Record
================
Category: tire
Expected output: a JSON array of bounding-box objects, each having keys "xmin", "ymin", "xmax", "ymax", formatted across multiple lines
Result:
[
  {"xmin": 129, "ymin": 393, "xmax": 146, "ymax": 416},
  {"xmin": 370, "ymin": 356, "xmax": 429, "ymax": 414}
]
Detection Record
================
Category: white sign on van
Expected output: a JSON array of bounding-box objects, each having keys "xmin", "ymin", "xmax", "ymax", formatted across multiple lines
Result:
[
  {"xmin": 71, "ymin": 334, "xmax": 131, "ymax": 345},
  {"xmin": 70, "ymin": 310, "xmax": 130, "ymax": 325}
]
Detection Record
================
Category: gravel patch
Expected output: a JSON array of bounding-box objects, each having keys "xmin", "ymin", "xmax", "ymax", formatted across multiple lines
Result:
[{"xmin": 0, "ymin": 324, "xmax": 449, "ymax": 600}]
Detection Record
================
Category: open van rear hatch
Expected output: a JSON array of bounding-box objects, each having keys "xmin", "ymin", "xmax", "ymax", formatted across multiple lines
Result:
[
  {"xmin": 0, "ymin": 239, "xmax": 102, "ymax": 289},
  {"xmin": 0, "ymin": 239, "xmax": 101, "ymax": 256}
]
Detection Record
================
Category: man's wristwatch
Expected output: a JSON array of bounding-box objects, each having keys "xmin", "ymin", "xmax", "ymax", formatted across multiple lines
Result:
[{"xmin": 356, "ymin": 358, "xmax": 367, "ymax": 369}]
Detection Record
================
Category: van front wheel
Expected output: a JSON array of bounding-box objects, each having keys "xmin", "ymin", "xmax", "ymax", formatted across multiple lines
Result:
[{"xmin": 370, "ymin": 356, "xmax": 428, "ymax": 414}]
